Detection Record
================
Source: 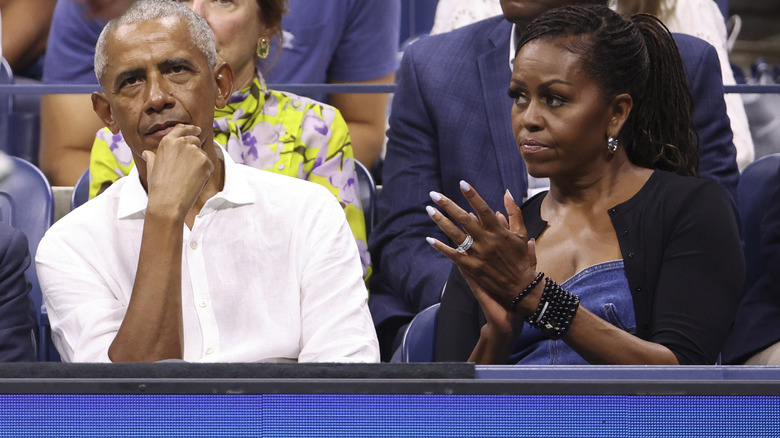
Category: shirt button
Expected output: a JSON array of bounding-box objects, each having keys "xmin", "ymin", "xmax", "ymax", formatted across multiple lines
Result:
[
  {"xmin": 205, "ymin": 348, "xmax": 214, "ymax": 355},
  {"xmin": 278, "ymin": 163, "xmax": 285, "ymax": 170},
  {"xmin": 199, "ymin": 298, "xmax": 209, "ymax": 308},
  {"xmin": 190, "ymin": 241, "xmax": 198, "ymax": 250}
]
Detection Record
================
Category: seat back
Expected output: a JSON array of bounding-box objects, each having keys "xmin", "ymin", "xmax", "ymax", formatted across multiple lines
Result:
[
  {"xmin": 71, "ymin": 169, "xmax": 90, "ymax": 210},
  {"xmin": 738, "ymin": 153, "xmax": 780, "ymax": 293},
  {"xmin": 354, "ymin": 160, "xmax": 376, "ymax": 237},
  {"xmin": 400, "ymin": 303, "xmax": 440, "ymax": 362},
  {"xmin": 0, "ymin": 157, "xmax": 55, "ymax": 360}
]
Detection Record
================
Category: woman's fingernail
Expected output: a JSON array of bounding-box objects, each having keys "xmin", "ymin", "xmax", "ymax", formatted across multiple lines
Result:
[
  {"xmin": 459, "ymin": 180, "xmax": 471, "ymax": 192},
  {"xmin": 426, "ymin": 237, "xmax": 436, "ymax": 246},
  {"xmin": 425, "ymin": 205, "xmax": 436, "ymax": 217},
  {"xmin": 429, "ymin": 191, "xmax": 442, "ymax": 202},
  {"xmin": 506, "ymin": 189, "xmax": 515, "ymax": 202}
]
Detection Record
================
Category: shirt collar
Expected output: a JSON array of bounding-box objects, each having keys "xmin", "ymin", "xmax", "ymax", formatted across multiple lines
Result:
[
  {"xmin": 509, "ymin": 23, "xmax": 518, "ymax": 71},
  {"xmin": 116, "ymin": 142, "xmax": 255, "ymax": 220}
]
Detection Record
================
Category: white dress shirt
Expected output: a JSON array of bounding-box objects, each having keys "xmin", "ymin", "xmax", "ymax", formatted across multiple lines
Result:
[{"xmin": 36, "ymin": 145, "xmax": 379, "ymax": 363}]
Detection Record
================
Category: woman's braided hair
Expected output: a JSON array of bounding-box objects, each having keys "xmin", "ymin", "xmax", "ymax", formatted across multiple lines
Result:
[{"xmin": 516, "ymin": 4, "xmax": 698, "ymax": 176}]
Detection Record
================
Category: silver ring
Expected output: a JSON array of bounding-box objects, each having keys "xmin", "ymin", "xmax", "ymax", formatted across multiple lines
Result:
[{"xmin": 456, "ymin": 235, "xmax": 474, "ymax": 253}]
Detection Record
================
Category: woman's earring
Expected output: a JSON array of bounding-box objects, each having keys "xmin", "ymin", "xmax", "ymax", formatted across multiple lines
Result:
[
  {"xmin": 257, "ymin": 38, "xmax": 270, "ymax": 59},
  {"xmin": 607, "ymin": 136, "xmax": 618, "ymax": 153}
]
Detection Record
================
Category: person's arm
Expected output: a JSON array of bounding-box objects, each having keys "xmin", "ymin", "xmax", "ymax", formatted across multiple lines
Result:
[
  {"xmin": 640, "ymin": 180, "xmax": 744, "ymax": 365},
  {"xmin": 0, "ymin": 226, "xmax": 35, "ymax": 362},
  {"xmin": 325, "ymin": 0, "xmax": 399, "ymax": 171},
  {"xmin": 328, "ymin": 72, "xmax": 394, "ymax": 170},
  {"xmin": 0, "ymin": 0, "xmax": 55, "ymax": 72},
  {"xmin": 40, "ymin": 94, "xmax": 105, "ymax": 186},
  {"xmin": 367, "ymin": 46, "xmax": 453, "ymax": 354},
  {"xmin": 297, "ymin": 185, "xmax": 379, "ymax": 362},
  {"xmin": 107, "ymin": 124, "xmax": 214, "ymax": 363}
]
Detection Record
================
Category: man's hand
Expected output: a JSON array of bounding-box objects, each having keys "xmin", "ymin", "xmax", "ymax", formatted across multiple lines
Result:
[{"xmin": 142, "ymin": 124, "xmax": 214, "ymax": 220}]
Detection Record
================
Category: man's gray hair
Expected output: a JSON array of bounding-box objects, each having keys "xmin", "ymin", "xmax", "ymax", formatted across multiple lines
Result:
[{"xmin": 94, "ymin": 0, "xmax": 218, "ymax": 85}]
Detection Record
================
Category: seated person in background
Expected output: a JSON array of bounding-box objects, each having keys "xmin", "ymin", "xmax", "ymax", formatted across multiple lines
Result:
[
  {"xmin": 427, "ymin": 4, "xmax": 743, "ymax": 365},
  {"xmin": 258, "ymin": 0, "xmax": 400, "ymax": 170},
  {"xmin": 36, "ymin": 0, "xmax": 379, "ymax": 363},
  {"xmin": 369, "ymin": 0, "xmax": 741, "ymax": 360},
  {"xmin": 39, "ymin": 0, "xmax": 108, "ymax": 186},
  {"xmin": 38, "ymin": 0, "xmax": 398, "ymax": 186},
  {"xmin": 0, "ymin": 0, "xmax": 56, "ymax": 79},
  {"xmin": 89, "ymin": 0, "xmax": 371, "ymax": 278},
  {"xmin": 722, "ymin": 160, "xmax": 780, "ymax": 365},
  {"xmin": 0, "ymin": 222, "xmax": 35, "ymax": 362}
]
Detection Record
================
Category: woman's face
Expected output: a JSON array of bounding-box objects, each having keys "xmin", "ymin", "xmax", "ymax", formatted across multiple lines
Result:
[
  {"xmin": 510, "ymin": 38, "xmax": 617, "ymax": 180},
  {"xmin": 175, "ymin": 0, "xmax": 268, "ymax": 89}
]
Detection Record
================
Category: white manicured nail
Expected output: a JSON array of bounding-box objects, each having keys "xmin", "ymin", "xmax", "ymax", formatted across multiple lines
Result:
[
  {"xmin": 460, "ymin": 180, "xmax": 471, "ymax": 192},
  {"xmin": 425, "ymin": 206, "xmax": 436, "ymax": 217},
  {"xmin": 429, "ymin": 191, "xmax": 442, "ymax": 202}
]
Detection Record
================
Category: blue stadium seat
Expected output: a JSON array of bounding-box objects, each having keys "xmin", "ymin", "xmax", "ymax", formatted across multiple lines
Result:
[
  {"xmin": 0, "ymin": 58, "xmax": 42, "ymax": 165},
  {"xmin": 354, "ymin": 160, "xmax": 376, "ymax": 237},
  {"xmin": 71, "ymin": 169, "xmax": 90, "ymax": 210},
  {"xmin": 401, "ymin": 303, "xmax": 440, "ymax": 362},
  {"xmin": 0, "ymin": 156, "xmax": 57, "ymax": 361}
]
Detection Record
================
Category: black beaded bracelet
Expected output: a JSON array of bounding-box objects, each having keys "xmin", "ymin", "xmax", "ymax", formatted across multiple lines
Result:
[
  {"xmin": 508, "ymin": 271, "xmax": 545, "ymax": 312},
  {"xmin": 526, "ymin": 277, "xmax": 580, "ymax": 340}
]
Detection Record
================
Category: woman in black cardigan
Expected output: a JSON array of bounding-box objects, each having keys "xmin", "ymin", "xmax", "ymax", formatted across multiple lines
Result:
[{"xmin": 425, "ymin": 4, "xmax": 743, "ymax": 365}]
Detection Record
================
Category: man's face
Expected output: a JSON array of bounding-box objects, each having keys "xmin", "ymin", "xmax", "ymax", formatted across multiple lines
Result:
[{"xmin": 92, "ymin": 17, "xmax": 224, "ymax": 166}]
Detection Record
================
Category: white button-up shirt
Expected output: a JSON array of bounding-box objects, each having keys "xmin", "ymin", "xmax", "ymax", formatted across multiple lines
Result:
[{"xmin": 37, "ymin": 146, "xmax": 379, "ymax": 363}]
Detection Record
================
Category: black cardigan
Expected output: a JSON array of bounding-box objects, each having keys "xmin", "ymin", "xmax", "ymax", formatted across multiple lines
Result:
[{"xmin": 435, "ymin": 171, "xmax": 744, "ymax": 365}]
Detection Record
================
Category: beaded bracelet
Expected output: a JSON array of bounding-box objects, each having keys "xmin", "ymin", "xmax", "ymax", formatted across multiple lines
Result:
[
  {"xmin": 508, "ymin": 271, "xmax": 545, "ymax": 312},
  {"xmin": 525, "ymin": 277, "xmax": 580, "ymax": 340}
]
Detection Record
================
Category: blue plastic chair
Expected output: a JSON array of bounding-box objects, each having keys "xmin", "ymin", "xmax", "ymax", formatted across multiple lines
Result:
[
  {"xmin": 738, "ymin": 153, "xmax": 780, "ymax": 294},
  {"xmin": 400, "ymin": 303, "xmax": 440, "ymax": 362},
  {"xmin": 354, "ymin": 160, "xmax": 376, "ymax": 237},
  {"xmin": 0, "ymin": 156, "xmax": 57, "ymax": 360},
  {"xmin": 71, "ymin": 169, "xmax": 91, "ymax": 210}
]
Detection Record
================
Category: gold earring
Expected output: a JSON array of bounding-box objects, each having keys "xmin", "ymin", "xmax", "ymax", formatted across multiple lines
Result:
[{"xmin": 257, "ymin": 38, "xmax": 270, "ymax": 59}]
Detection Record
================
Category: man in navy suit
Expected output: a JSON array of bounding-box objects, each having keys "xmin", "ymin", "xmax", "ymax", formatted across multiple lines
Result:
[
  {"xmin": 369, "ymin": 0, "xmax": 741, "ymax": 359},
  {"xmin": 723, "ymin": 159, "xmax": 780, "ymax": 365},
  {"xmin": 0, "ymin": 222, "xmax": 35, "ymax": 361}
]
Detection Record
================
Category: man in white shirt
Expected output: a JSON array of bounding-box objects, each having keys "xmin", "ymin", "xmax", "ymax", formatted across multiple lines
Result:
[{"xmin": 35, "ymin": 0, "xmax": 379, "ymax": 363}]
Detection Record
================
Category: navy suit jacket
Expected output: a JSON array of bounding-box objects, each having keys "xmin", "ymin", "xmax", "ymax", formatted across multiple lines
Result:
[
  {"xmin": 369, "ymin": 16, "xmax": 740, "ymax": 348},
  {"xmin": 722, "ymin": 160, "xmax": 780, "ymax": 364},
  {"xmin": 0, "ymin": 222, "xmax": 35, "ymax": 362}
]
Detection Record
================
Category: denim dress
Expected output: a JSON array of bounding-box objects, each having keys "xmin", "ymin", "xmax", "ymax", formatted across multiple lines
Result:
[{"xmin": 507, "ymin": 260, "xmax": 636, "ymax": 365}]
